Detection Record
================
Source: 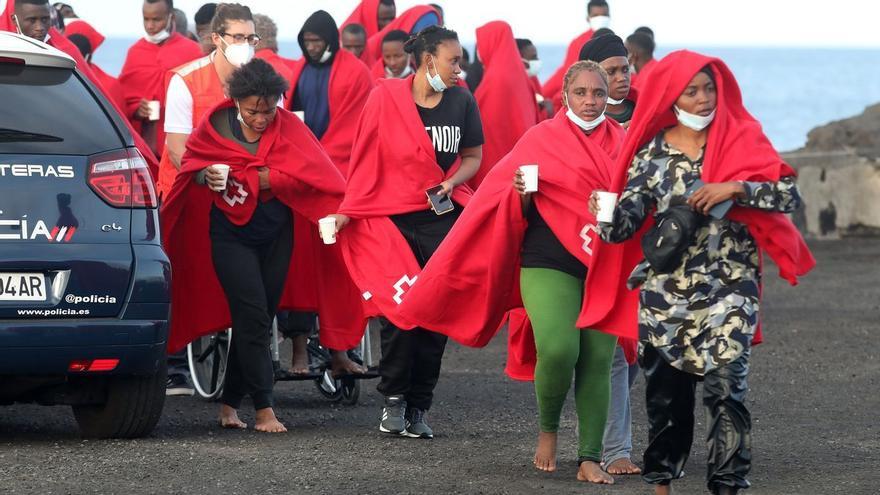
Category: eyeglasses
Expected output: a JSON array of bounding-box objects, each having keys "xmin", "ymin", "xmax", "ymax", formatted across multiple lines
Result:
[{"xmin": 220, "ymin": 32, "xmax": 261, "ymax": 46}]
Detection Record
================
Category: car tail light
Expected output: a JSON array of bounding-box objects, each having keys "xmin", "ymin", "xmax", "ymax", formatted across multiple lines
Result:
[
  {"xmin": 87, "ymin": 148, "xmax": 157, "ymax": 208},
  {"xmin": 0, "ymin": 57, "xmax": 25, "ymax": 64},
  {"xmin": 68, "ymin": 359, "xmax": 119, "ymax": 372}
]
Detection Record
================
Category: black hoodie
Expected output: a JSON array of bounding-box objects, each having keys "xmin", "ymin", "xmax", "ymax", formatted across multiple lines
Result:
[{"xmin": 297, "ymin": 10, "xmax": 339, "ymax": 66}]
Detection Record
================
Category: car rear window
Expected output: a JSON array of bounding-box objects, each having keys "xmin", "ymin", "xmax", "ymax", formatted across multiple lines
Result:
[{"xmin": 0, "ymin": 64, "xmax": 122, "ymax": 155}]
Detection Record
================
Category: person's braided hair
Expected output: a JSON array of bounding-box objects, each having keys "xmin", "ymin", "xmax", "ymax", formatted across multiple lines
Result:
[{"xmin": 403, "ymin": 25, "xmax": 459, "ymax": 68}]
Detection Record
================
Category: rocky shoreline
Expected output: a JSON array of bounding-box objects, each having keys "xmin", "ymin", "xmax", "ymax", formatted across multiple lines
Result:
[{"xmin": 783, "ymin": 103, "xmax": 880, "ymax": 237}]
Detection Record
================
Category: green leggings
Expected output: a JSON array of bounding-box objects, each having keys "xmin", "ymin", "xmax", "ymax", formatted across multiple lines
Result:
[{"xmin": 520, "ymin": 267, "xmax": 617, "ymax": 462}]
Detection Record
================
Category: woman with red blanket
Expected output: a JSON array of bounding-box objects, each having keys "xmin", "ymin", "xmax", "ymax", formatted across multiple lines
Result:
[
  {"xmin": 589, "ymin": 51, "xmax": 815, "ymax": 495},
  {"xmin": 328, "ymin": 26, "xmax": 483, "ymax": 440},
  {"xmin": 397, "ymin": 61, "xmax": 636, "ymax": 484},
  {"xmin": 162, "ymin": 59, "xmax": 365, "ymax": 433}
]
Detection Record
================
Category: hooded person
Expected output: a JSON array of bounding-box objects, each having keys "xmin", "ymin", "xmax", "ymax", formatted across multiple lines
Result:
[
  {"xmin": 287, "ymin": 10, "xmax": 373, "ymax": 177},
  {"xmin": 156, "ymin": 3, "xmax": 268, "ymax": 199},
  {"xmin": 341, "ymin": 0, "xmax": 396, "ymax": 64},
  {"xmin": 541, "ymin": 0, "xmax": 610, "ymax": 112},
  {"xmin": 118, "ymin": 0, "xmax": 202, "ymax": 157},
  {"xmin": 371, "ymin": 28, "xmax": 413, "ymax": 81},
  {"xmin": 364, "ymin": 4, "xmax": 439, "ymax": 64},
  {"xmin": 6, "ymin": 0, "xmax": 160, "ymax": 179},
  {"xmin": 160, "ymin": 58, "xmax": 367, "ymax": 433},
  {"xmin": 396, "ymin": 61, "xmax": 637, "ymax": 484},
  {"xmin": 580, "ymin": 33, "xmax": 638, "ymax": 126},
  {"xmin": 468, "ymin": 21, "xmax": 540, "ymax": 188},
  {"xmin": 66, "ymin": 30, "xmax": 127, "ymax": 112},
  {"xmin": 326, "ymin": 26, "xmax": 483, "ymax": 440},
  {"xmin": 587, "ymin": 50, "xmax": 814, "ymax": 494}
]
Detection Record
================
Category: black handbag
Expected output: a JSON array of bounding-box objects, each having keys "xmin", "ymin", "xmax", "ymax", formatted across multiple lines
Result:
[{"xmin": 641, "ymin": 204, "xmax": 701, "ymax": 273}]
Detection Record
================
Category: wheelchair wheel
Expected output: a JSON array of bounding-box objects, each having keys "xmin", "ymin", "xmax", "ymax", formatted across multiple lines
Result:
[
  {"xmin": 187, "ymin": 329, "xmax": 232, "ymax": 401},
  {"xmin": 314, "ymin": 369, "xmax": 343, "ymax": 402},
  {"xmin": 340, "ymin": 377, "xmax": 360, "ymax": 406}
]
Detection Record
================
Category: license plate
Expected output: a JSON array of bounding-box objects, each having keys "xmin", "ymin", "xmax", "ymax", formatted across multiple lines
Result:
[{"xmin": 0, "ymin": 272, "xmax": 47, "ymax": 301}]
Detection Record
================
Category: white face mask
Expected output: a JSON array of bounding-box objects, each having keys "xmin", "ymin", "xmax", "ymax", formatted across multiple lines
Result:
[
  {"xmin": 525, "ymin": 58, "xmax": 542, "ymax": 78},
  {"xmin": 386, "ymin": 62, "xmax": 413, "ymax": 79},
  {"xmin": 235, "ymin": 101, "xmax": 252, "ymax": 130},
  {"xmin": 318, "ymin": 47, "xmax": 332, "ymax": 63},
  {"xmin": 144, "ymin": 15, "xmax": 173, "ymax": 44},
  {"xmin": 221, "ymin": 37, "xmax": 255, "ymax": 67},
  {"xmin": 588, "ymin": 15, "xmax": 611, "ymax": 31},
  {"xmin": 673, "ymin": 105, "xmax": 716, "ymax": 131},
  {"xmin": 565, "ymin": 99, "xmax": 607, "ymax": 132},
  {"xmin": 426, "ymin": 55, "xmax": 447, "ymax": 92},
  {"xmin": 606, "ymin": 95, "xmax": 624, "ymax": 105}
]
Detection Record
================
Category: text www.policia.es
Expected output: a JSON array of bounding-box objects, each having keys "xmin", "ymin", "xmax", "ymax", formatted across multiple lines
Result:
[{"xmin": 17, "ymin": 308, "xmax": 91, "ymax": 316}]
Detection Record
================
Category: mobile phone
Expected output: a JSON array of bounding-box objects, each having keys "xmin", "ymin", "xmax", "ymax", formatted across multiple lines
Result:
[
  {"xmin": 685, "ymin": 179, "xmax": 733, "ymax": 219},
  {"xmin": 426, "ymin": 185, "xmax": 455, "ymax": 215}
]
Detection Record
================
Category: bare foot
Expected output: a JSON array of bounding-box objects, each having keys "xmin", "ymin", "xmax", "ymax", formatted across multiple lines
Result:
[
  {"xmin": 330, "ymin": 350, "xmax": 367, "ymax": 377},
  {"xmin": 254, "ymin": 407, "xmax": 287, "ymax": 433},
  {"xmin": 533, "ymin": 431, "xmax": 557, "ymax": 472},
  {"xmin": 577, "ymin": 460, "xmax": 614, "ymax": 484},
  {"xmin": 289, "ymin": 334, "xmax": 309, "ymax": 374},
  {"xmin": 655, "ymin": 484, "xmax": 672, "ymax": 495},
  {"xmin": 218, "ymin": 405, "xmax": 247, "ymax": 429},
  {"xmin": 605, "ymin": 457, "xmax": 642, "ymax": 475}
]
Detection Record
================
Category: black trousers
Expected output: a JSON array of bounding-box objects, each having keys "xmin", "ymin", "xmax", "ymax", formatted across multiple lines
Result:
[
  {"xmin": 641, "ymin": 344, "xmax": 752, "ymax": 493},
  {"xmin": 211, "ymin": 219, "xmax": 293, "ymax": 411},
  {"xmin": 376, "ymin": 209, "xmax": 459, "ymax": 410}
]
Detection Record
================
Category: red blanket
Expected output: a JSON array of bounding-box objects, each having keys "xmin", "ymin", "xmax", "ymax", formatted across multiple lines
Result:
[
  {"xmin": 341, "ymin": 0, "xmax": 381, "ymax": 64},
  {"xmin": 397, "ymin": 112, "xmax": 637, "ymax": 380},
  {"xmin": 287, "ymin": 49, "xmax": 373, "ymax": 176},
  {"xmin": 542, "ymin": 30, "xmax": 593, "ymax": 113},
  {"xmin": 117, "ymin": 33, "xmax": 202, "ymax": 156},
  {"xmin": 160, "ymin": 100, "xmax": 367, "ymax": 352},
  {"xmin": 631, "ymin": 58, "xmax": 658, "ymax": 91},
  {"xmin": 470, "ymin": 21, "xmax": 539, "ymax": 188},
  {"xmin": 365, "ymin": 5, "xmax": 439, "ymax": 63},
  {"xmin": 337, "ymin": 76, "xmax": 473, "ymax": 323},
  {"xmin": 580, "ymin": 50, "xmax": 816, "ymax": 347}
]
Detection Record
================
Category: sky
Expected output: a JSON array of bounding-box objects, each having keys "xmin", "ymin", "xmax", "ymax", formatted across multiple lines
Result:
[{"xmin": 46, "ymin": 0, "xmax": 880, "ymax": 48}]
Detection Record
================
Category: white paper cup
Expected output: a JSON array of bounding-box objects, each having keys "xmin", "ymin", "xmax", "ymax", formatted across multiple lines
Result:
[
  {"xmin": 319, "ymin": 217, "xmax": 337, "ymax": 244},
  {"xmin": 520, "ymin": 165, "xmax": 538, "ymax": 193},
  {"xmin": 147, "ymin": 100, "xmax": 160, "ymax": 121},
  {"xmin": 293, "ymin": 110, "xmax": 305, "ymax": 121},
  {"xmin": 210, "ymin": 164, "xmax": 230, "ymax": 192},
  {"xmin": 596, "ymin": 191, "xmax": 619, "ymax": 223}
]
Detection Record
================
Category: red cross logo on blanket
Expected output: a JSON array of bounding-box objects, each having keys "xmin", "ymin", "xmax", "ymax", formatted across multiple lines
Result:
[
  {"xmin": 222, "ymin": 179, "xmax": 249, "ymax": 207},
  {"xmin": 392, "ymin": 274, "xmax": 418, "ymax": 304},
  {"xmin": 580, "ymin": 223, "xmax": 598, "ymax": 256}
]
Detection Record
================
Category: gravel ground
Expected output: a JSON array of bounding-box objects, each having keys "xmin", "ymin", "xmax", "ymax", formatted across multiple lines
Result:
[{"xmin": 0, "ymin": 239, "xmax": 877, "ymax": 495}]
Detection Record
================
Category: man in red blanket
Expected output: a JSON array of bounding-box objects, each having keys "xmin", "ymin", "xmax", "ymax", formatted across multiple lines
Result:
[
  {"xmin": 468, "ymin": 21, "xmax": 539, "ymax": 188},
  {"xmin": 364, "ymin": 4, "xmax": 439, "ymax": 64},
  {"xmin": 542, "ymin": 0, "xmax": 610, "ymax": 112},
  {"xmin": 516, "ymin": 38, "xmax": 553, "ymax": 121},
  {"xmin": 626, "ymin": 30, "xmax": 658, "ymax": 91},
  {"xmin": 252, "ymin": 13, "xmax": 294, "ymax": 99},
  {"xmin": 370, "ymin": 29, "xmax": 413, "ymax": 81},
  {"xmin": 161, "ymin": 59, "xmax": 366, "ymax": 432},
  {"xmin": 118, "ymin": 0, "xmax": 201, "ymax": 156},
  {"xmin": 65, "ymin": 21, "xmax": 126, "ymax": 112}
]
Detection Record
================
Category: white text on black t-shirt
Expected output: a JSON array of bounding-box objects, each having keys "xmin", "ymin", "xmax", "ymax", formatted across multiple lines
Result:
[{"xmin": 425, "ymin": 125, "xmax": 462, "ymax": 155}]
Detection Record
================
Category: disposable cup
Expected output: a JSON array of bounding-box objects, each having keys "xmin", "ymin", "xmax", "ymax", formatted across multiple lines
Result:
[
  {"xmin": 596, "ymin": 191, "xmax": 619, "ymax": 223},
  {"xmin": 210, "ymin": 164, "xmax": 230, "ymax": 192},
  {"xmin": 319, "ymin": 217, "xmax": 337, "ymax": 244},
  {"xmin": 520, "ymin": 165, "xmax": 538, "ymax": 193},
  {"xmin": 147, "ymin": 100, "xmax": 160, "ymax": 121}
]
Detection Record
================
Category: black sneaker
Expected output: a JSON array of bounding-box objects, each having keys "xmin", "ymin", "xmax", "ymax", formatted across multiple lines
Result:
[
  {"xmin": 379, "ymin": 395, "xmax": 407, "ymax": 434},
  {"xmin": 403, "ymin": 406, "xmax": 433, "ymax": 439},
  {"xmin": 166, "ymin": 373, "xmax": 195, "ymax": 397}
]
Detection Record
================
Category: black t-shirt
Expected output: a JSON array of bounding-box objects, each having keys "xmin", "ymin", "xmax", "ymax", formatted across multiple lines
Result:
[
  {"xmin": 416, "ymin": 86, "xmax": 484, "ymax": 172},
  {"xmin": 520, "ymin": 203, "xmax": 587, "ymax": 280},
  {"xmin": 208, "ymin": 107, "xmax": 291, "ymax": 246}
]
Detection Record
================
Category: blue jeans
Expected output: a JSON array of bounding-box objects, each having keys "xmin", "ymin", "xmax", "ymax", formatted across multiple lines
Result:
[{"xmin": 602, "ymin": 345, "xmax": 639, "ymax": 465}]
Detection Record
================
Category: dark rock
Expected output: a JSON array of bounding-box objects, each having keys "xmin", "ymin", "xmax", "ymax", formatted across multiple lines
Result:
[{"xmin": 800, "ymin": 103, "xmax": 880, "ymax": 154}]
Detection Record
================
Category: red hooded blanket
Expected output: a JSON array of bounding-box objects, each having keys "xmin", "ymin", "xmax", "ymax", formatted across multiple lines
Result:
[
  {"xmin": 341, "ymin": 0, "xmax": 382, "ymax": 63},
  {"xmin": 337, "ymin": 76, "xmax": 473, "ymax": 324},
  {"xmin": 579, "ymin": 51, "xmax": 816, "ymax": 346},
  {"xmin": 542, "ymin": 30, "xmax": 593, "ymax": 113},
  {"xmin": 161, "ymin": 100, "xmax": 367, "ymax": 352},
  {"xmin": 470, "ymin": 21, "xmax": 539, "ymax": 188},
  {"xmin": 365, "ymin": 5, "xmax": 439, "ymax": 63}
]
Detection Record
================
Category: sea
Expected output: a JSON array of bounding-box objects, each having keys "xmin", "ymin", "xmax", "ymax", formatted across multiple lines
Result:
[{"xmin": 91, "ymin": 39, "xmax": 880, "ymax": 152}]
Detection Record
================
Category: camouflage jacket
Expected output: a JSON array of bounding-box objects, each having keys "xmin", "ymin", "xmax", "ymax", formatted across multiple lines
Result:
[{"xmin": 600, "ymin": 134, "xmax": 801, "ymax": 375}]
